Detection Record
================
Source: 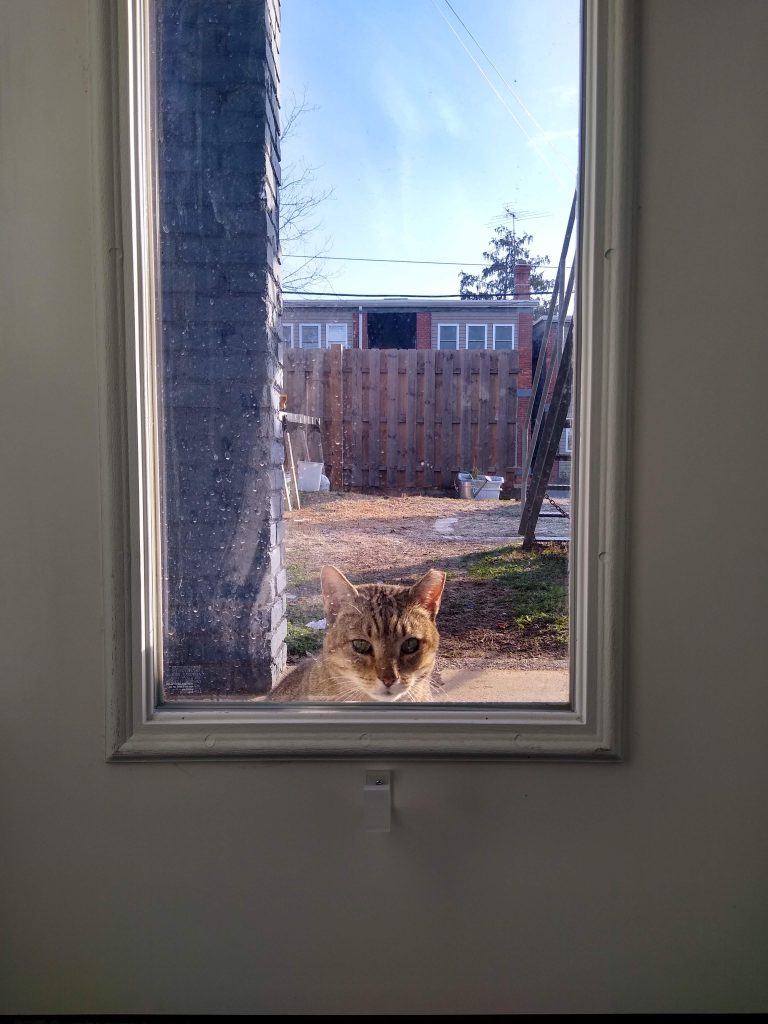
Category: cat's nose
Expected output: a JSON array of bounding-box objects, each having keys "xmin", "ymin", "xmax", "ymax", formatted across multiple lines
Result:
[{"xmin": 381, "ymin": 677, "xmax": 397, "ymax": 689}]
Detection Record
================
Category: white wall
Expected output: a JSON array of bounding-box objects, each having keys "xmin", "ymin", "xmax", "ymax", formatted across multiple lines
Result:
[{"xmin": 1, "ymin": 1, "xmax": 766, "ymax": 1013}]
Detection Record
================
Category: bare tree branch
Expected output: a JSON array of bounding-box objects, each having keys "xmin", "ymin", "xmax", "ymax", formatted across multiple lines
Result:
[{"xmin": 279, "ymin": 90, "xmax": 336, "ymax": 291}]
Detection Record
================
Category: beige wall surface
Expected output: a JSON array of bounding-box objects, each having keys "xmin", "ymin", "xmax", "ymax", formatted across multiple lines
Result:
[{"xmin": 1, "ymin": 0, "xmax": 766, "ymax": 1014}]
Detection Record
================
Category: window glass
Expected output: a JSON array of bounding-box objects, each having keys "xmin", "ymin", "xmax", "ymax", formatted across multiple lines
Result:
[
  {"xmin": 152, "ymin": 0, "xmax": 579, "ymax": 706},
  {"xmin": 326, "ymin": 323, "xmax": 348, "ymax": 345},
  {"xmin": 438, "ymin": 324, "xmax": 459, "ymax": 349},
  {"xmin": 466, "ymin": 324, "xmax": 487, "ymax": 349},
  {"xmin": 299, "ymin": 324, "xmax": 321, "ymax": 348},
  {"xmin": 493, "ymin": 324, "xmax": 516, "ymax": 349}
]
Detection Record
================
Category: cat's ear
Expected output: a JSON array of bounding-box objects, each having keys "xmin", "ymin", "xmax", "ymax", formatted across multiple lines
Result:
[
  {"xmin": 410, "ymin": 569, "xmax": 446, "ymax": 618},
  {"xmin": 320, "ymin": 565, "xmax": 358, "ymax": 620}
]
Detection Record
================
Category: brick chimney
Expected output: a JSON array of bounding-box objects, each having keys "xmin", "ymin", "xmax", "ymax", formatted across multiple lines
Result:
[{"xmin": 514, "ymin": 262, "xmax": 531, "ymax": 299}]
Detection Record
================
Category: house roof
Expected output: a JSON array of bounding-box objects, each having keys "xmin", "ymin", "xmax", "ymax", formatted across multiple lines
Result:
[{"xmin": 283, "ymin": 297, "xmax": 540, "ymax": 313}]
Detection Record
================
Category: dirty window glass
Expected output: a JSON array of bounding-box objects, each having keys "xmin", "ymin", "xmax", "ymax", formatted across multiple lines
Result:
[{"xmin": 153, "ymin": 0, "xmax": 579, "ymax": 706}]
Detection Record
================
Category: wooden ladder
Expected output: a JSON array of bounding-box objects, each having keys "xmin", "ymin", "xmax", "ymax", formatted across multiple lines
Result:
[
  {"xmin": 518, "ymin": 323, "xmax": 573, "ymax": 549},
  {"xmin": 518, "ymin": 189, "xmax": 577, "ymax": 549}
]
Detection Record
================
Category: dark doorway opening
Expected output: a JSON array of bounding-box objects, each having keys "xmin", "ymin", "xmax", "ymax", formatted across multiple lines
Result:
[{"xmin": 367, "ymin": 311, "xmax": 416, "ymax": 349}]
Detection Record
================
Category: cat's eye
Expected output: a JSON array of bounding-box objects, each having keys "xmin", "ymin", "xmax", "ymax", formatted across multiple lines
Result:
[
  {"xmin": 401, "ymin": 637, "xmax": 420, "ymax": 655},
  {"xmin": 351, "ymin": 639, "xmax": 373, "ymax": 655}
]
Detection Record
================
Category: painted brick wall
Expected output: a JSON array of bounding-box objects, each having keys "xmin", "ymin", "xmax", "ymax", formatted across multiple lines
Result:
[{"xmin": 156, "ymin": 0, "xmax": 285, "ymax": 696}]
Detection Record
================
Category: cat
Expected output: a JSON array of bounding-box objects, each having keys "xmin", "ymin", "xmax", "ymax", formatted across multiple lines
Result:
[{"xmin": 267, "ymin": 565, "xmax": 446, "ymax": 702}]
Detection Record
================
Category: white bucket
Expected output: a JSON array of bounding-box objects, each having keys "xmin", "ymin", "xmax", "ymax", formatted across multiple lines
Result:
[
  {"xmin": 473, "ymin": 476, "xmax": 504, "ymax": 499},
  {"xmin": 297, "ymin": 460, "xmax": 324, "ymax": 491}
]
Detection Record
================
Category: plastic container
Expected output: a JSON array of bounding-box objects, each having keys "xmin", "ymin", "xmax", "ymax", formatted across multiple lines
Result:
[
  {"xmin": 456, "ymin": 472, "xmax": 503, "ymax": 500},
  {"xmin": 296, "ymin": 460, "xmax": 324, "ymax": 491},
  {"xmin": 473, "ymin": 475, "xmax": 504, "ymax": 499}
]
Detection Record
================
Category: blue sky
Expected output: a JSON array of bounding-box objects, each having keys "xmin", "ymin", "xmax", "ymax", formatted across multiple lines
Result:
[{"xmin": 280, "ymin": 0, "xmax": 580, "ymax": 297}]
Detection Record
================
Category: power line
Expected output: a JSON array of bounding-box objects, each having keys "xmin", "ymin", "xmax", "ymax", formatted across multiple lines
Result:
[
  {"xmin": 441, "ymin": 0, "xmax": 560, "ymax": 156},
  {"xmin": 284, "ymin": 252, "xmax": 483, "ymax": 267},
  {"xmin": 284, "ymin": 288, "xmax": 559, "ymax": 299},
  {"xmin": 283, "ymin": 253, "xmax": 571, "ymax": 271},
  {"xmin": 428, "ymin": 0, "xmax": 569, "ymax": 184},
  {"xmin": 427, "ymin": 1, "xmax": 549, "ymax": 164}
]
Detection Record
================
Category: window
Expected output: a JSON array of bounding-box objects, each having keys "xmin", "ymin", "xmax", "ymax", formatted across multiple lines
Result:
[
  {"xmin": 437, "ymin": 324, "xmax": 459, "ymax": 350},
  {"xmin": 281, "ymin": 324, "xmax": 293, "ymax": 347},
  {"xmin": 560, "ymin": 426, "xmax": 573, "ymax": 454},
  {"xmin": 110, "ymin": 0, "xmax": 634, "ymax": 760},
  {"xmin": 466, "ymin": 324, "xmax": 487, "ymax": 350},
  {"xmin": 299, "ymin": 324, "xmax": 321, "ymax": 349},
  {"xmin": 326, "ymin": 323, "xmax": 348, "ymax": 346},
  {"xmin": 493, "ymin": 324, "xmax": 516, "ymax": 350}
]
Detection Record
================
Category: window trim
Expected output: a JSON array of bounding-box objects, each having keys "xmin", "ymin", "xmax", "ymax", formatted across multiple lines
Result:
[
  {"xmin": 466, "ymin": 324, "xmax": 488, "ymax": 350},
  {"xmin": 492, "ymin": 323, "xmax": 516, "ymax": 350},
  {"xmin": 436, "ymin": 323, "xmax": 460, "ymax": 350},
  {"xmin": 299, "ymin": 323, "xmax": 322, "ymax": 349},
  {"xmin": 106, "ymin": 0, "xmax": 636, "ymax": 760},
  {"xmin": 325, "ymin": 322, "xmax": 349, "ymax": 346}
]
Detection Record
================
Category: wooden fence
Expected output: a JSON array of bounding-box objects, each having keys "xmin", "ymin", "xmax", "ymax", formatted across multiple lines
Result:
[{"xmin": 283, "ymin": 348, "xmax": 520, "ymax": 492}]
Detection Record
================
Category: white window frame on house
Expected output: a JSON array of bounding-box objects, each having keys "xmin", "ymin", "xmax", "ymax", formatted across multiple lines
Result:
[
  {"xmin": 492, "ymin": 324, "xmax": 516, "ymax": 350},
  {"xmin": 106, "ymin": 0, "xmax": 635, "ymax": 761},
  {"xmin": 299, "ymin": 323, "xmax": 321, "ymax": 349},
  {"xmin": 466, "ymin": 324, "xmax": 488, "ymax": 350},
  {"xmin": 281, "ymin": 323, "xmax": 293, "ymax": 347},
  {"xmin": 437, "ymin": 323, "xmax": 459, "ymax": 350},
  {"xmin": 325, "ymin": 323, "xmax": 348, "ymax": 346}
]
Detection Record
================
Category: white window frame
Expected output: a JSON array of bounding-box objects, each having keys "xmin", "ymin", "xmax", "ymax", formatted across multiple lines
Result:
[
  {"xmin": 299, "ymin": 323, "xmax": 321, "ymax": 349},
  {"xmin": 325, "ymin": 322, "xmax": 348, "ymax": 346},
  {"xmin": 466, "ymin": 324, "xmax": 488, "ymax": 350},
  {"xmin": 281, "ymin": 323, "xmax": 293, "ymax": 347},
  {"xmin": 106, "ymin": 0, "xmax": 635, "ymax": 760},
  {"xmin": 492, "ymin": 323, "xmax": 516, "ymax": 350},
  {"xmin": 437, "ymin": 323, "xmax": 459, "ymax": 350}
]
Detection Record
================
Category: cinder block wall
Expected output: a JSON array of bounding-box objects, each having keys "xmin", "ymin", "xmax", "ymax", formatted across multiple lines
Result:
[{"xmin": 156, "ymin": 0, "xmax": 285, "ymax": 695}]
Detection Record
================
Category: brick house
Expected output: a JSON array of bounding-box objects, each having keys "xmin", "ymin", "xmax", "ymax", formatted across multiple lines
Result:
[
  {"xmin": 280, "ymin": 264, "xmax": 555, "ymax": 491},
  {"xmin": 281, "ymin": 263, "xmax": 539, "ymax": 399},
  {"xmin": 280, "ymin": 263, "xmax": 537, "ymax": 360}
]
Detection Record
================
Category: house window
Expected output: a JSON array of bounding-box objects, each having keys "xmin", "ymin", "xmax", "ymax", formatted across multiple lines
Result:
[
  {"xmin": 560, "ymin": 426, "xmax": 573, "ymax": 454},
  {"xmin": 326, "ymin": 323, "xmax": 348, "ymax": 346},
  {"xmin": 111, "ymin": 0, "xmax": 633, "ymax": 759},
  {"xmin": 437, "ymin": 324, "xmax": 459, "ymax": 350},
  {"xmin": 466, "ymin": 324, "xmax": 488, "ymax": 350},
  {"xmin": 281, "ymin": 324, "xmax": 293, "ymax": 347},
  {"xmin": 493, "ymin": 324, "xmax": 516, "ymax": 350},
  {"xmin": 299, "ymin": 324, "xmax": 321, "ymax": 349}
]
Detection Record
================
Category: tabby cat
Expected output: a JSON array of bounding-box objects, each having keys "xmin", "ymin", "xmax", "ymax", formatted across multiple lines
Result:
[{"xmin": 267, "ymin": 565, "xmax": 446, "ymax": 702}]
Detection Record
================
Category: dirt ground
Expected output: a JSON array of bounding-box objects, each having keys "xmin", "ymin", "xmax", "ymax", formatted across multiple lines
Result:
[{"xmin": 284, "ymin": 492, "xmax": 570, "ymax": 682}]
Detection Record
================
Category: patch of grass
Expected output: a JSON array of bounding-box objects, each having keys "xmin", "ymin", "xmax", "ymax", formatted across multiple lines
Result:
[
  {"xmin": 287, "ymin": 596, "xmax": 325, "ymax": 626},
  {"xmin": 286, "ymin": 563, "xmax": 310, "ymax": 587},
  {"xmin": 465, "ymin": 542, "xmax": 568, "ymax": 643},
  {"xmin": 286, "ymin": 621, "xmax": 324, "ymax": 658},
  {"xmin": 514, "ymin": 611, "xmax": 569, "ymax": 645}
]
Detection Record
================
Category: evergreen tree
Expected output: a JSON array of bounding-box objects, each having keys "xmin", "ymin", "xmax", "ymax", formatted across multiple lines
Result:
[{"xmin": 459, "ymin": 211, "xmax": 553, "ymax": 310}]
